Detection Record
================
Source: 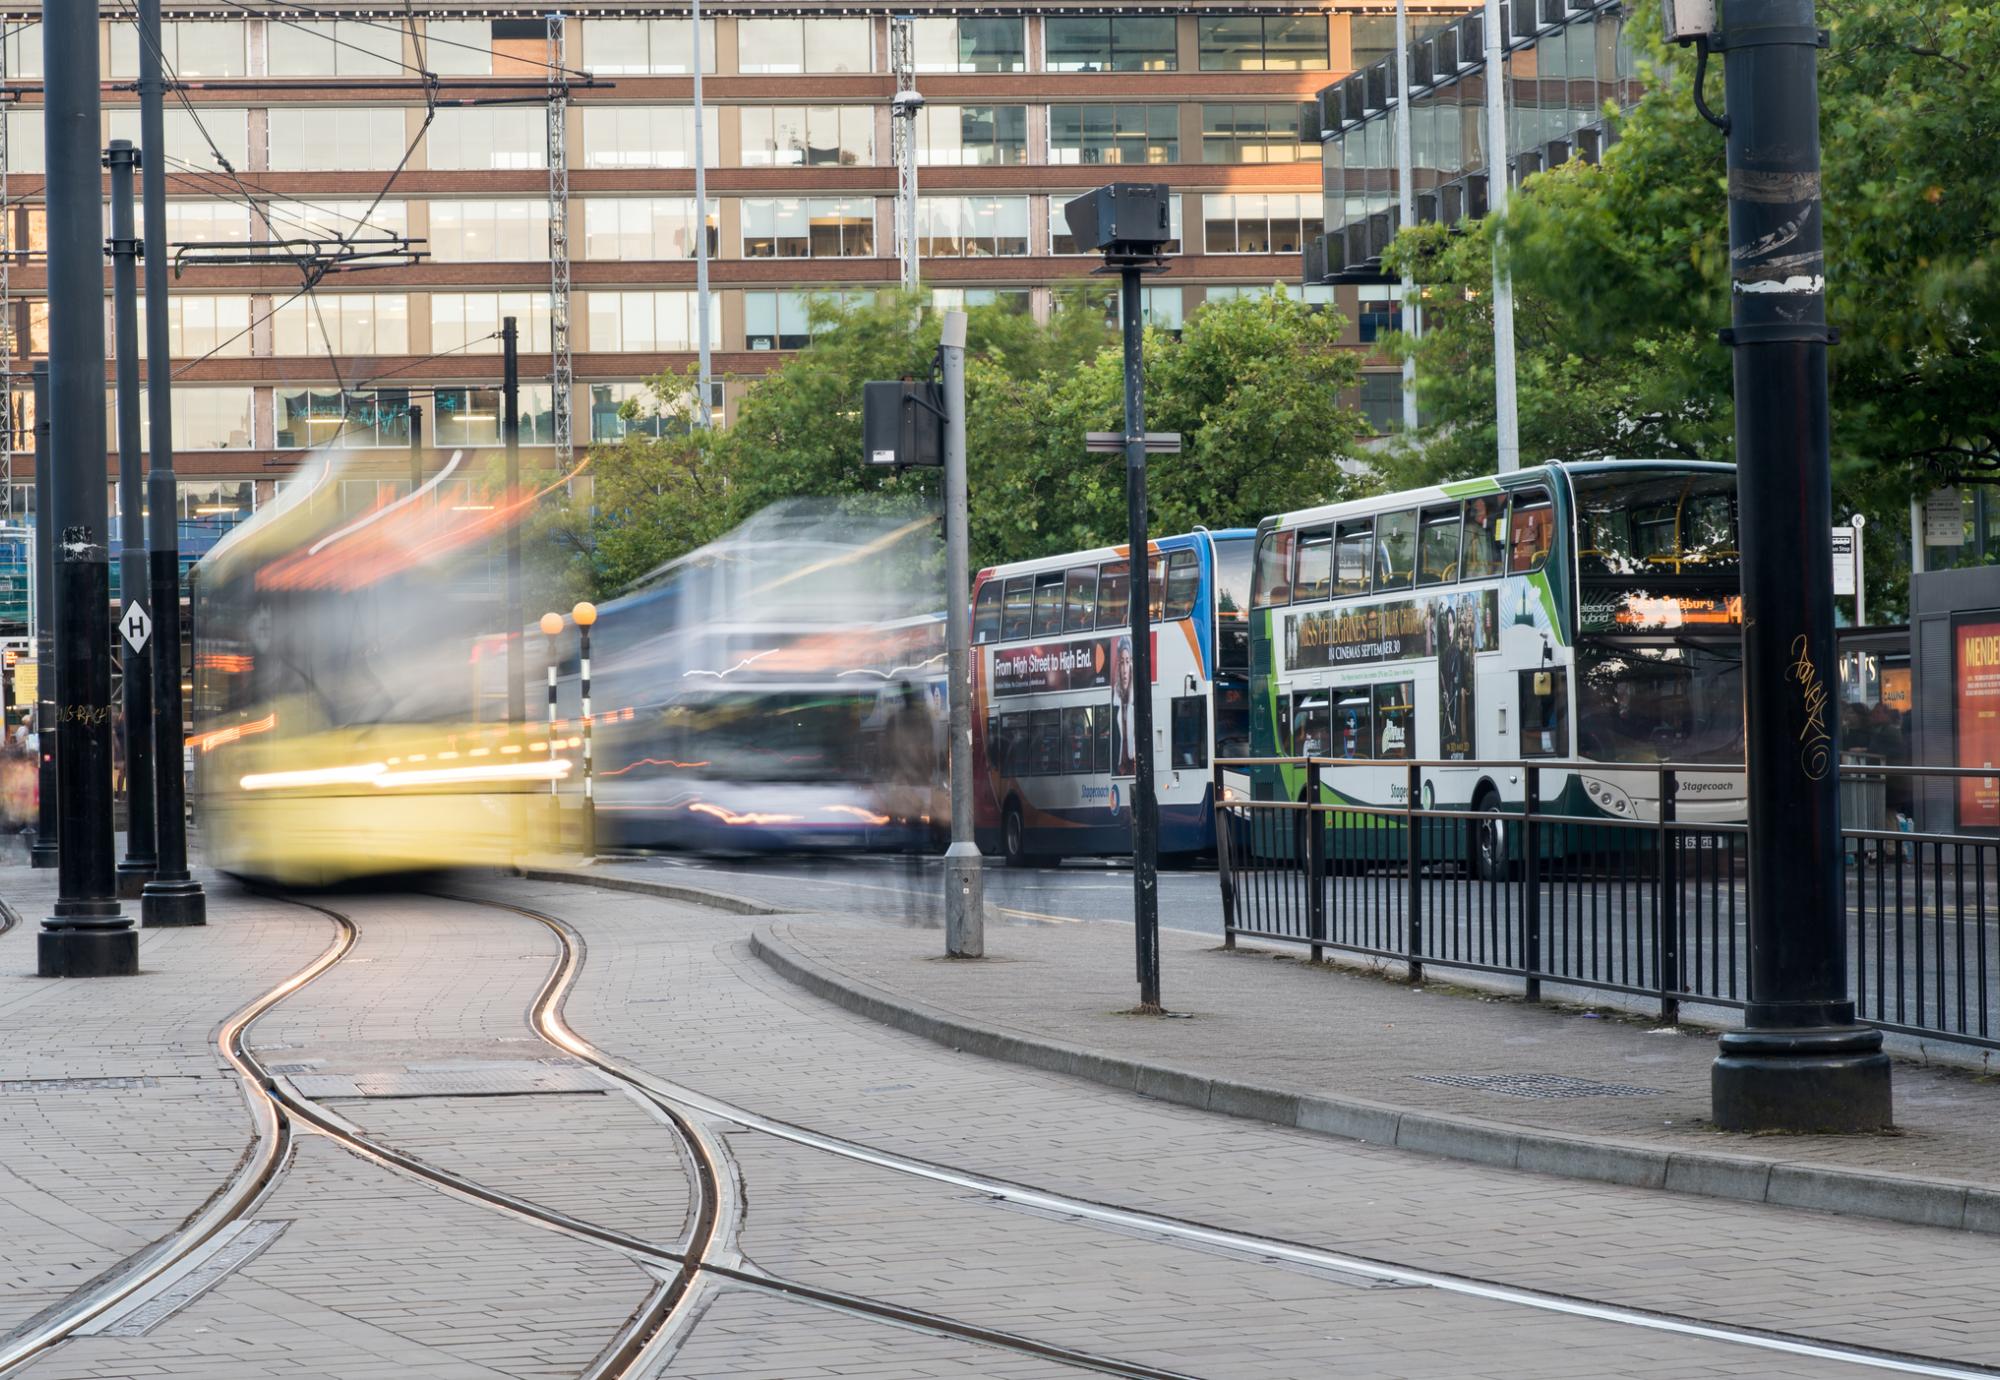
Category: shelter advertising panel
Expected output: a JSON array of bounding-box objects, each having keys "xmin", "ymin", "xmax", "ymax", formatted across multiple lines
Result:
[{"xmin": 1957, "ymin": 617, "xmax": 2000, "ymax": 828}]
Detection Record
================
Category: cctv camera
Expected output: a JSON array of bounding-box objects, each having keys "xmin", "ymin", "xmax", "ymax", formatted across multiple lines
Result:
[{"xmin": 891, "ymin": 88, "xmax": 926, "ymax": 116}]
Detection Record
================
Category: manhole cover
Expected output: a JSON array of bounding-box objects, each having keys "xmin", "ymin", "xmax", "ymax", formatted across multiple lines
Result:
[{"xmin": 1414, "ymin": 1073, "xmax": 1663, "ymax": 1099}]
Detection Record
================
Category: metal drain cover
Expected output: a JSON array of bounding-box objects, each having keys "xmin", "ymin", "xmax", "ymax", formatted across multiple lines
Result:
[{"xmin": 1414, "ymin": 1073, "xmax": 1664, "ymax": 1099}]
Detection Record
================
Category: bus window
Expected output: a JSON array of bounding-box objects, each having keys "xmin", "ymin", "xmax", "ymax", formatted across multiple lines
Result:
[
  {"xmin": 1064, "ymin": 565, "xmax": 1098, "ymax": 631},
  {"xmin": 1094, "ymin": 703, "xmax": 1112, "ymax": 772},
  {"xmin": 1417, "ymin": 507, "xmax": 1462, "ymax": 585},
  {"xmin": 1335, "ymin": 519, "xmax": 1373, "ymax": 597},
  {"xmin": 1374, "ymin": 682, "xmax": 1414, "ymax": 758},
  {"xmin": 1031, "ymin": 708, "xmax": 1062, "ymax": 774},
  {"xmin": 1212, "ymin": 535, "xmax": 1254, "ymax": 674},
  {"xmin": 1462, "ymin": 496, "xmax": 1507, "ymax": 579},
  {"xmin": 1519, "ymin": 667, "xmax": 1569, "ymax": 757},
  {"xmin": 1375, "ymin": 511, "xmax": 1416, "ymax": 590},
  {"xmin": 1002, "ymin": 576, "xmax": 1033, "ymax": 640},
  {"xmin": 1032, "ymin": 571, "xmax": 1065, "ymax": 636},
  {"xmin": 1064, "ymin": 705, "xmax": 1093, "ymax": 772},
  {"xmin": 1509, "ymin": 489, "xmax": 1553, "ymax": 573},
  {"xmin": 1097, "ymin": 559, "xmax": 1130, "ymax": 628},
  {"xmin": 1251, "ymin": 528, "xmax": 1295, "ymax": 607},
  {"xmin": 1171, "ymin": 695, "xmax": 1207, "ymax": 769},
  {"xmin": 1164, "ymin": 549, "xmax": 1200, "ymax": 620},
  {"xmin": 1334, "ymin": 691, "xmax": 1371, "ymax": 759},
  {"xmin": 1147, "ymin": 554, "xmax": 1168, "ymax": 623},
  {"xmin": 973, "ymin": 581, "xmax": 1002, "ymax": 644},
  {"xmin": 1214, "ymin": 678, "xmax": 1249, "ymax": 759},
  {"xmin": 1276, "ymin": 693, "xmax": 1293, "ymax": 755},
  {"xmin": 1293, "ymin": 527, "xmax": 1333, "ymax": 604},
  {"xmin": 1293, "ymin": 693, "xmax": 1331, "ymax": 758}
]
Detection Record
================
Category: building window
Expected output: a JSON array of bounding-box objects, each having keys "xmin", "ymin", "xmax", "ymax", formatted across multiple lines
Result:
[
  {"xmin": 430, "ymin": 293, "xmax": 554, "ymax": 353},
  {"xmin": 929, "ymin": 288, "xmax": 1033, "ymax": 315},
  {"xmin": 105, "ymin": 108, "xmax": 249, "ymax": 173},
  {"xmin": 1202, "ymin": 103, "xmax": 1311, "ymax": 164},
  {"xmin": 126, "ymin": 387, "xmax": 254, "ymax": 451},
  {"xmin": 915, "ymin": 106, "xmax": 1028, "ymax": 167},
  {"xmin": 273, "ymin": 293, "xmax": 410, "ymax": 356},
  {"xmin": 261, "ymin": 200, "xmax": 408, "ymax": 244},
  {"xmin": 107, "ymin": 21, "xmax": 246, "ymax": 79},
  {"xmin": 741, "ymin": 199, "xmax": 875, "ymax": 258},
  {"xmin": 1204, "ymin": 283, "xmax": 1336, "ymax": 307},
  {"xmin": 1052, "ymin": 194, "xmax": 1181, "ymax": 254},
  {"xmin": 267, "ymin": 20, "xmax": 405, "ymax": 77},
  {"xmin": 737, "ymin": 18, "xmax": 871, "ymax": 73},
  {"xmin": 589, "ymin": 381, "xmax": 724, "ymax": 441},
  {"xmin": 268, "ymin": 107, "xmax": 407, "ymax": 171},
  {"xmin": 158, "ymin": 201, "xmax": 251, "ymax": 248},
  {"xmin": 428, "ymin": 201, "xmax": 550, "ymax": 262},
  {"xmin": 581, "ymin": 199, "xmax": 717, "ymax": 260},
  {"xmin": 1097, "ymin": 286, "xmax": 1185, "ymax": 332},
  {"xmin": 1358, "ymin": 372, "xmax": 1403, "ymax": 434},
  {"xmin": 1049, "ymin": 105, "xmax": 1179, "ymax": 165},
  {"xmin": 3, "ymin": 112, "xmax": 38, "ymax": 173},
  {"xmin": 917, "ymin": 196, "xmax": 1029, "ymax": 257},
  {"xmin": 1197, "ymin": 15, "xmax": 1329, "ymax": 71},
  {"xmin": 1201, "ymin": 193, "xmax": 1322, "ymax": 255},
  {"xmin": 580, "ymin": 18, "xmax": 715, "ymax": 75},
  {"xmin": 1044, "ymin": 16, "xmax": 1177, "ymax": 72},
  {"xmin": 425, "ymin": 19, "xmax": 551, "ymax": 77},
  {"xmin": 584, "ymin": 292, "xmax": 719, "ymax": 352},
  {"xmin": 433, "ymin": 385, "xmax": 556, "ymax": 446},
  {"xmin": 583, "ymin": 107, "xmax": 719, "ymax": 170},
  {"xmin": 912, "ymin": 17, "xmax": 1026, "ymax": 73},
  {"xmin": 276, "ymin": 387, "xmax": 415, "ymax": 449},
  {"xmin": 743, "ymin": 291, "xmax": 870, "ymax": 350},
  {"xmin": 2, "ymin": 22, "xmax": 39, "ymax": 79},
  {"xmin": 426, "ymin": 108, "xmax": 546, "ymax": 170},
  {"xmin": 130, "ymin": 296, "xmax": 252, "ymax": 359},
  {"xmin": 1357, "ymin": 284, "xmax": 1402, "ymax": 342},
  {"xmin": 738, "ymin": 107, "xmax": 872, "ymax": 167}
]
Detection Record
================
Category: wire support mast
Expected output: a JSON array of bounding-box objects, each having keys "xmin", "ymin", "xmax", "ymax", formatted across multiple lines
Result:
[{"xmin": 547, "ymin": 11, "xmax": 574, "ymax": 471}]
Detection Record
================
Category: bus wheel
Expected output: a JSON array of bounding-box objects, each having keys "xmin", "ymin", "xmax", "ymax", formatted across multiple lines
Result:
[
  {"xmin": 1473, "ymin": 787, "xmax": 1513, "ymax": 882},
  {"xmin": 1002, "ymin": 802, "xmax": 1034, "ymax": 868}
]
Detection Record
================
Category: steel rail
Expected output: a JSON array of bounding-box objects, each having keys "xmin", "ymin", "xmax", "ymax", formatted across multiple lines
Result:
[
  {"xmin": 481, "ymin": 886, "xmax": 2000, "ymax": 1380},
  {"xmin": 0, "ymin": 901, "xmax": 354, "ymax": 1376}
]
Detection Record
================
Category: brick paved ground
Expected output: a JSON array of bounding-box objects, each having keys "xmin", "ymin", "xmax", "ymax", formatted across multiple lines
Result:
[
  {"xmin": 0, "ymin": 873, "xmax": 330, "ymax": 1338},
  {"xmin": 503, "ymin": 876, "xmax": 2000, "ymax": 1371}
]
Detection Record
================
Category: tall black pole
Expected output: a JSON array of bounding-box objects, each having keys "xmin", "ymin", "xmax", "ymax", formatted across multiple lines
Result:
[
  {"xmin": 107, "ymin": 141, "xmax": 156, "ymax": 898},
  {"xmin": 39, "ymin": 0, "xmax": 135, "ymax": 977},
  {"xmin": 409, "ymin": 402, "xmax": 424, "ymax": 492},
  {"xmin": 1121, "ymin": 264, "xmax": 1160, "ymax": 1009},
  {"xmin": 138, "ymin": 0, "xmax": 205, "ymax": 928},
  {"xmin": 29, "ymin": 362, "xmax": 57, "ymax": 869},
  {"xmin": 502, "ymin": 317, "xmax": 524, "ymax": 726},
  {"xmin": 1709, "ymin": 0, "xmax": 1889, "ymax": 1130}
]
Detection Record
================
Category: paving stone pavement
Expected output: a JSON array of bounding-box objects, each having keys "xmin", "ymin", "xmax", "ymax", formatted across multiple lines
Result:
[
  {"xmin": 492, "ymin": 876, "xmax": 2000, "ymax": 1372},
  {"xmin": 0, "ymin": 872, "xmax": 331, "ymax": 1338}
]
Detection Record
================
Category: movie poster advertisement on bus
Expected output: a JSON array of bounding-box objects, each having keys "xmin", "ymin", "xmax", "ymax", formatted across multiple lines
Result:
[
  {"xmin": 1435, "ymin": 592, "xmax": 1481, "ymax": 759},
  {"xmin": 1956, "ymin": 617, "xmax": 2000, "ymax": 828},
  {"xmin": 1282, "ymin": 589, "xmax": 1499, "ymax": 673},
  {"xmin": 991, "ymin": 637, "xmax": 1114, "ymax": 698}
]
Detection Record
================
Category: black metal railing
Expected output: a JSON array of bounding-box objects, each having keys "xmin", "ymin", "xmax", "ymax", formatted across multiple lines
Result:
[{"xmin": 1214, "ymin": 757, "xmax": 2000, "ymax": 1052}]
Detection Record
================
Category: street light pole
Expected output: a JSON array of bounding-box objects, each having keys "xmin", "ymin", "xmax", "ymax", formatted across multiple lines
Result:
[
  {"xmin": 136, "ymin": 0, "xmax": 204, "ymax": 928},
  {"xmin": 690, "ymin": 0, "xmax": 713, "ymax": 427},
  {"xmin": 1480, "ymin": 0, "xmax": 1520, "ymax": 471},
  {"xmin": 939, "ymin": 309, "xmax": 983, "ymax": 958},
  {"xmin": 107, "ymin": 140, "xmax": 156, "ymax": 898},
  {"xmin": 29, "ymin": 360, "xmax": 56, "ymax": 870},
  {"xmin": 1395, "ymin": 0, "xmax": 1419, "ymax": 434},
  {"xmin": 39, "ymin": 0, "xmax": 136, "ymax": 976},
  {"xmin": 1120, "ymin": 262, "xmax": 1161, "ymax": 1010},
  {"xmin": 1708, "ymin": 0, "xmax": 1890, "ymax": 1131},
  {"xmin": 502, "ymin": 317, "xmax": 525, "ymax": 727}
]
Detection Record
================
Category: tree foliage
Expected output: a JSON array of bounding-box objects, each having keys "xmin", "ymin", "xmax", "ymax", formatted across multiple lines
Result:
[
  {"xmin": 1381, "ymin": 0, "xmax": 1998, "ymax": 607},
  {"xmin": 557, "ymin": 287, "xmax": 1370, "ymax": 596}
]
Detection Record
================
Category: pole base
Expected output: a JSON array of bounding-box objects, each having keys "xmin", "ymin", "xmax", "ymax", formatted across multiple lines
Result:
[
  {"xmin": 1712, "ymin": 1025, "xmax": 1893, "ymax": 1133},
  {"xmin": 116, "ymin": 862, "xmax": 157, "ymax": 899},
  {"xmin": 141, "ymin": 878, "xmax": 207, "ymax": 928},
  {"xmin": 944, "ymin": 842, "xmax": 985, "ymax": 958},
  {"xmin": 29, "ymin": 841, "xmax": 58, "ymax": 869},
  {"xmin": 38, "ymin": 925, "xmax": 139, "ymax": 977}
]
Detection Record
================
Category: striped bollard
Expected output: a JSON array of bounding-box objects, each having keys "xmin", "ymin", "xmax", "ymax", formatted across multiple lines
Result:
[{"xmin": 573, "ymin": 602, "xmax": 597, "ymax": 861}]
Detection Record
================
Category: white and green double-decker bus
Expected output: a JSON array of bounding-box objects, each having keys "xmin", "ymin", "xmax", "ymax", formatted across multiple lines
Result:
[{"xmin": 1238, "ymin": 460, "xmax": 1745, "ymax": 874}]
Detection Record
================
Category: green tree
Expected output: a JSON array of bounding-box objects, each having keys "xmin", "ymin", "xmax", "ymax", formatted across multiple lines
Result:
[{"xmin": 1382, "ymin": 0, "xmax": 1999, "ymax": 608}]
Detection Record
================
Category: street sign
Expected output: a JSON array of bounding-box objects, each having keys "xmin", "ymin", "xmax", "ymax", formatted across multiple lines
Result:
[
  {"xmin": 1084, "ymin": 432, "xmax": 1181, "ymax": 454},
  {"xmin": 1926, "ymin": 489, "xmax": 1964, "ymax": 546},
  {"xmin": 1830, "ymin": 527, "xmax": 1856, "ymax": 596},
  {"xmin": 120, "ymin": 601, "xmax": 152, "ymax": 654}
]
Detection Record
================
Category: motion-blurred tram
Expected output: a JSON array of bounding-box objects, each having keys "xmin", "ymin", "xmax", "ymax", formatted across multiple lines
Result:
[{"xmin": 191, "ymin": 451, "xmax": 563, "ymax": 883}]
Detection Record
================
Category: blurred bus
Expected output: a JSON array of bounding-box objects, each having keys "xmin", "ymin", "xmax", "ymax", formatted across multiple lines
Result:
[
  {"xmin": 191, "ymin": 451, "xmax": 563, "ymax": 883},
  {"xmin": 969, "ymin": 529, "xmax": 1255, "ymax": 866},
  {"xmin": 1241, "ymin": 460, "xmax": 1744, "ymax": 876}
]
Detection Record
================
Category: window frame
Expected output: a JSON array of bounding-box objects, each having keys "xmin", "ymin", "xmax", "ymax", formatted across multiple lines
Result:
[
  {"xmin": 1508, "ymin": 487, "xmax": 1555, "ymax": 574},
  {"xmin": 1416, "ymin": 505, "xmax": 1463, "ymax": 586}
]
